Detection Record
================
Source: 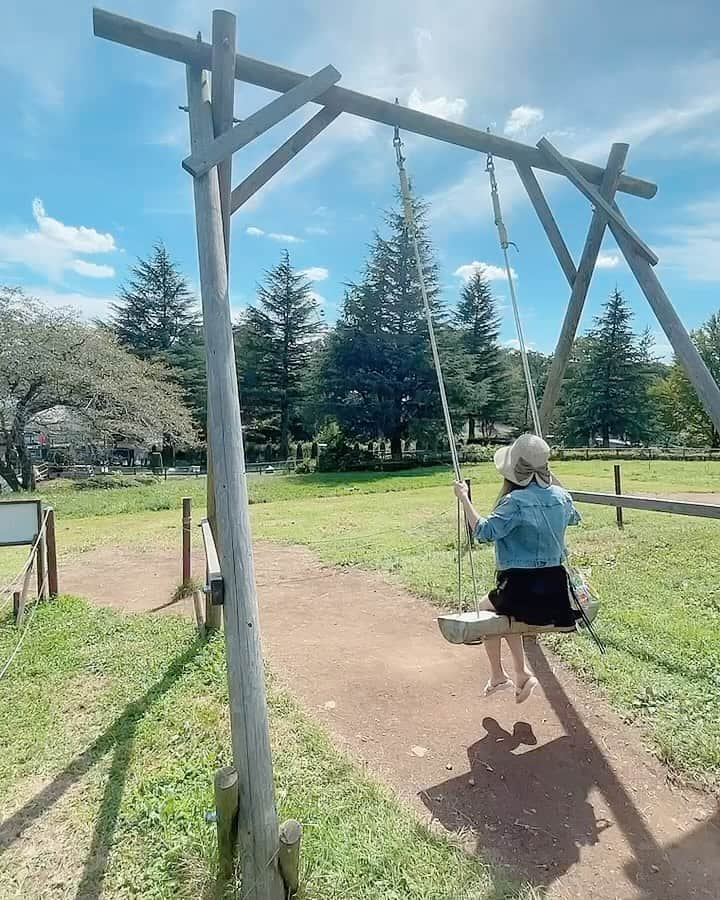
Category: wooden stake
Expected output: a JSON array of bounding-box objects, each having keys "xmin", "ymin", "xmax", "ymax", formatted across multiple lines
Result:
[
  {"xmin": 182, "ymin": 497, "xmax": 192, "ymax": 584},
  {"xmin": 192, "ymin": 589, "xmax": 206, "ymax": 638},
  {"xmin": 45, "ymin": 507, "xmax": 59, "ymax": 597},
  {"xmin": 278, "ymin": 819, "xmax": 303, "ymax": 897},
  {"xmin": 214, "ymin": 765, "xmax": 239, "ymax": 889},
  {"xmin": 12, "ymin": 591, "xmax": 20, "ymax": 622},
  {"xmin": 36, "ymin": 505, "xmax": 47, "ymax": 601},
  {"xmin": 539, "ymin": 144, "xmax": 628, "ymax": 432},
  {"xmin": 186, "ymin": 62, "xmax": 284, "ymax": 900},
  {"xmin": 614, "ymin": 464, "xmax": 624, "ymax": 530}
]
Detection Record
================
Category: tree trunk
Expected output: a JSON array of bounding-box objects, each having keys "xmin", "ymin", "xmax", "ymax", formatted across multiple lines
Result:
[
  {"xmin": 279, "ymin": 392, "xmax": 290, "ymax": 460},
  {"xmin": 468, "ymin": 415, "xmax": 476, "ymax": 442},
  {"xmin": 390, "ymin": 430, "xmax": 403, "ymax": 460},
  {"xmin": 0, "ymin": 458, "xmax": 21, "ymax": 492}
]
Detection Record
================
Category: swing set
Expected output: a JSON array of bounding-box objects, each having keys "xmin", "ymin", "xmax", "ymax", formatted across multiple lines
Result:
[{"xmin": 91, "ymin": 9, "xmax": 720, "ymax": 897}]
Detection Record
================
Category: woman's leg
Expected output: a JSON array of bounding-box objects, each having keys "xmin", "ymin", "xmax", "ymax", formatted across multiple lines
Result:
[
  {"xmin": 504, "ymin": 635, "xmax": 532, "ymax": 686},
  {"xmin": 483, "ymin": 636, "xmax": 509, "ymax": 686},
  {"xmin": 477, "ymin": 595, "xmax": 510, "ymax": 686}
]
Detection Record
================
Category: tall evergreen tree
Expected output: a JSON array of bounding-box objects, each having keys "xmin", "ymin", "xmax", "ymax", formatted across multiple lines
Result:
[
  {"xmin": 562, "ymin": 289, "xmax": 658, "ymax": 446},
  {"xmin": 654, "ymin": 311, "xmax": 720, "ymax": 447},
  {"xmin": 236, "ymin": 251, "xmax": 322, "ymax": 458},
  {"xmin": 454, "ymin": 270, "xmax": 504, "ymax": 439},
  {"xmin": 111, "ymin": 242, "xmax": 199, "ymax": 357},
  {"xmin": 320, "ymin": 192, "xmax": 443, "ymax": 458}
]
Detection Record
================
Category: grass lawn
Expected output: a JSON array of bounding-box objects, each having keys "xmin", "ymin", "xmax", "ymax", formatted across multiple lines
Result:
[
  {"xmin": 2, "ymin": 459, "xmax": 719, "ymax": 789},
  {"xmin": 0, "ymin": 599, "xmax": 534, "ymax": 900}
]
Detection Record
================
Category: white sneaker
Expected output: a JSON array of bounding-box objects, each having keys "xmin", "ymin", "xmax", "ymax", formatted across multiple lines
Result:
[{"xmin": 484, "ymin": 679, "xmax": 513, "ymax": 697}]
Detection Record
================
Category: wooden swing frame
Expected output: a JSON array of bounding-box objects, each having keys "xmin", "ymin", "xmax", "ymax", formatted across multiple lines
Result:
[{"xmin": 92, "ymin": 9, "xmax": 720, "ymax": 897}]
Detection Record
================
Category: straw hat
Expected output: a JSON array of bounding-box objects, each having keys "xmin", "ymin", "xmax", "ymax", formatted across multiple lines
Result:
[{"xmin": 494, "ymin": 433, "xmax": 552, "ymax": 487}]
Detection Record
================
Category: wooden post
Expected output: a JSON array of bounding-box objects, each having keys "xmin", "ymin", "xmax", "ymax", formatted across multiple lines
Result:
[
  {"xmin": 609, "ymin": 218, "xmax": 720, "ymax": 437},
  {"xmin": 614, "ymin": 464, "xmax": 624, "ymax": 530},
  {"xmin": 16, "ymin": 563, "xmax": 33, "ymax": 628},
  {"xmin": 45, "ymin": 507, "xmax": 59, "ymax": 598},
  {"xmin": 182, "ymin": 497, "xmax": 192, "ymax": 584},
  {"xmin": 186, "ymin": 54, "xmax": 284, "ymax": 900},
  {"xmin": 12, "ymin": 591, "xmax": 20, "ymax": 622},
  {"xmin": 278, "ymin": 820, "xmax": 303, "ymax": 897},
  {"xmin": 214, "ymin": 765, "xmax": 240, "ymax": 889},
  {"xmin": 36, "ymin": 505, "xmax": 47, "ymax": 600},
  {"xmin": 539, "ymin": 144, "xmax": 628, "ymax": 432},
  {"xmin": 192, "ymin": 589, "xmax": 206, "ymax": 638}
]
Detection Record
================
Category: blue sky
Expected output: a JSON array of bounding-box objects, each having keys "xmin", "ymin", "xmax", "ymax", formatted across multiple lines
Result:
[{"xmin": 2, "ymin": 0, "xmax": 720, "ymax": 359}]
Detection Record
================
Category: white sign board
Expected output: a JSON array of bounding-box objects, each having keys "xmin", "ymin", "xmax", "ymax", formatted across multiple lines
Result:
[{"xmin": 0, "ymin": 500, "xmax": 41, "ymax": 547}]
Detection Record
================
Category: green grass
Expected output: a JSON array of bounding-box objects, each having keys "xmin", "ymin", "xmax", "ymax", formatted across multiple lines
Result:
[
  {"xmin": 29, "ymin": 458, "xmax": 720, "ymax": 520},
  {"xmin": 0, "ymin": 599, "xmax": 534, "ymax": 900},
  {"xmin": 4, "ymin": 460, "xmax": 720, "ymax": 788}
]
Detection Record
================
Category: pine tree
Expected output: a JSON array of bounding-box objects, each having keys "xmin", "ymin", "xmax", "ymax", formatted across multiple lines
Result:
[
  {"xmin": 111, "ymin": 242, "xmax": 199, "ymax": 357},
  {"xmin": 236, "ymin": 251, "xmax": 322, "ymax": 458},
  {"xmin": 655, "ymin": 312, "xmax": 720, "ymax": 447},
  {"xmin": 453, "ymin": 270, "xmax": 504, "ymax": 439},
  {"xmin": 562, "ymin": 289, "xmax": 658, "ymax": 446},
  {"xmin": 320, "ymin": 192, "xmax": 443, "ymax": 458}
]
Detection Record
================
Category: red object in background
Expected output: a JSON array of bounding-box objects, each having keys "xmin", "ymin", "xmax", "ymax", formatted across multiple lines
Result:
[{"xmin": 38, "ymin": 433, "xmax": 47, "ymax": 445}]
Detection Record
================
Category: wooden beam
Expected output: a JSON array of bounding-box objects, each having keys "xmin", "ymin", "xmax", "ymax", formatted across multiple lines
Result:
[
  {"xmin": 92, "ymin": 8, "xmax": 657, "ymax": 200},
  {"xmin": 231, "ymin": 106, "xmax": 340, "ymax": 213},
  {"xmin": 183, "ymin": 64, "xmax": 341, "ymax": 178},
  {"xmin": 186, "ymin": 64, "xmax": 284, "ymax": 900},
  {"xmin": 608, "ymin": 212, "xmax": 720, "ymax": 436},
  {"xmin": 36, "ymin": 505, "xmax": 46, "ymax": 601},
  {"xmin": 570, "ymin": 491, "xmax": 720, "ymax": 519},
  {"xmin": 514, "ymin": 163, "xmax": 577, "ymax": 286},
  {"xmin": 211, "ymin": 9, "xmax": 237, "ymax": 262},
  {"xmin": 539, "ymin": 143, "xmax": 628, "ymax": 432},
  {"xmin": 200, "ymin": 517, "xmax": 224, "ymax": 609},
  {"xmin": 537, "ymin": 137, "xmax": 658, "ymax": 265}
]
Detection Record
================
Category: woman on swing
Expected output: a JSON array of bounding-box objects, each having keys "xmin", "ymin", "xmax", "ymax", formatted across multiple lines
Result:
[{"xmin": 453, "ymin": 433, "xmax": 582, "ymax": 704}]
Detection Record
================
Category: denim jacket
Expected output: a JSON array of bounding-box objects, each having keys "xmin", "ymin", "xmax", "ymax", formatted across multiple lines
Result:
[{"xmin": 473, "ymin": 482, "xmax": 581, "ymax": 571}]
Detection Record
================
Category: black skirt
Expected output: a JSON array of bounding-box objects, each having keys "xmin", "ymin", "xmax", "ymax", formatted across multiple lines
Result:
[{"xmin": 488, "ymin": 566, "xmax": 581, "ymax": 628}]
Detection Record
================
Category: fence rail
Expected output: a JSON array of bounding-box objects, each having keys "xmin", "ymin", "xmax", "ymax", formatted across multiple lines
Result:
[{"xmin": 569, "ymin": 491, "xmax": 720, "ymax": 520}]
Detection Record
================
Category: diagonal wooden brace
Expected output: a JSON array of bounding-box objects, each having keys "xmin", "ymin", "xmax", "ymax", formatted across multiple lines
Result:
[
  {"xmin": 183, "ymin": 64, "xmax": 341, "ymax": 178},
  {"xmin": 537, "ymin": 137, "xmax": 658, "ymax": 266},
  {"xmin": 538, "ymin": 144, "xmax": 628, "ymax": 431},
  {"xmin": 231, "ymin": 106, "xmax": 341, "ymax": 213},
  {"xmin": 514, "ymin": 162, "xmax": 577, "ymax": 286}
]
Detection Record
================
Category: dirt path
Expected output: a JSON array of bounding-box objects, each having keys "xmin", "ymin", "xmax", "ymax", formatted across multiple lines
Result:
[{"xmin": 61, "ymin": 543, "xmax": 719, "ymax": 900}]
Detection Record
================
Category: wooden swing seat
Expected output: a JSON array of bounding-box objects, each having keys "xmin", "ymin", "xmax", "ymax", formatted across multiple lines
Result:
[{"xmin": 437, "ymin": 598, "xmax": 600, "ymax": 645}]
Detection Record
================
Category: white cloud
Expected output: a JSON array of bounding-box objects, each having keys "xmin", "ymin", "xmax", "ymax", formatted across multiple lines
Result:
[
  {"xmin": 655, "ymin": 195, "xmax": 720, "ymax": 282},
  {"xmin": 67, "ymin": 260, "xmax": 115, "ymax": 278},
  {"xmin": 32, "ymin": 199, "xmax": 115, "ymax": 254},
  {"xmin": 504, "ymin": 105, "xmax": 544, "ymax": 138},
  {"xmin": 300, "ymin": 266, "xmax": 329, "ymax": 281},
  {"xmin": 0, "ymin": 199, "xmax": 117, "ymax": 282},
  {"xmin": 305, "ymin": 225, "xmax": 329, "ymax": 236},
  {"xmin": 428, "ymin": 156, "xmax": 526, "ymax": 229},
  {"xmin": 596, "ymin": 252, "xmax": 620, "ymax": 269},
  {"xmin": 407, "ymin": 88, "xmax": 467, "ymax": 121},
  {"xmin": 454, "ymin": 260, "xmax": 518, "ymax": 282},
  {"xmin": 245, "ymin": 225, "xmax": 303, "ymax": 244},
  {"xmin": 268, "ymin": 232, "xmax": 303, "ymax": 244}
]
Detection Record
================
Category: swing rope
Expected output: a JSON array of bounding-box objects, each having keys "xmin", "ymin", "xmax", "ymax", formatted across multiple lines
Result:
[
  {"xmin": 393, "ymin": 126, "xmax": 480, "ymax": 616},
  {"xmin": 485, "ymin": 150, "xmax": 543, "ymax": 439}
]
